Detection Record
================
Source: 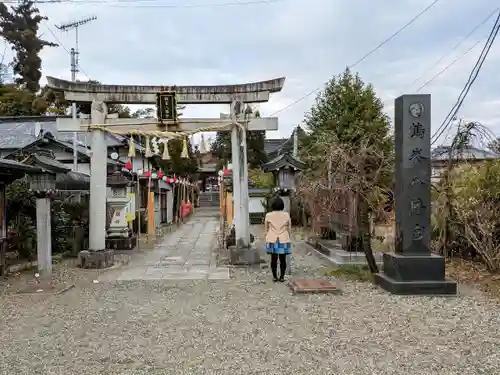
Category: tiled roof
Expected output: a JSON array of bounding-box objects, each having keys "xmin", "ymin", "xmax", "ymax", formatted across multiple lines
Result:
[
  {"xmin": 264, "ymin": 139, "xmax": 287, "ymax": 155},
  {"xmin": 0, "ymin": 120, "xmax": 58, "ymax": 149},
  {"xmin": 262, "ymin": 152, "xmax": 307, "ymax": 172},
  {"xmin": 264, "ymin": 126, "xmax": 305, "ymax": 156},
  {"xmin": 431, "ymin": 146, "xmax": 500, "ymax": 161},
  {"xmin": 0, "ymin": 157, "xmax": 41, "ymax": 172},
  {"xmin": 0, "ymin": 118, "xmax": 144, "ymax": 152}
]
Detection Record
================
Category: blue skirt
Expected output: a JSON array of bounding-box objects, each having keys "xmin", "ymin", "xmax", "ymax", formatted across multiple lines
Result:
[{"xmin": 266, "ymin": 241, "xmax": 292, "ymax": 255}]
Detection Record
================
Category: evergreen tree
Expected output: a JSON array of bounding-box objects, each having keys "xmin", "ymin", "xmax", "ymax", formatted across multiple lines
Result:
[
  {"xmin": 211, "ymin": 130, "xmax": 268, "ymax": 169},
  {"xmin": 210, "ymin": 131, "xmax": 231, "ymax": 170},
  {"xmin": 156, "ymin": 137, "xmax": 198, "ymax": 177},
  {"xmin": 0, "ymin": 1, "xmax": 57, "ymax": 92},
  {"xmin": 304, "ymin": 68, "xmax": 393, "ymax": 186}
]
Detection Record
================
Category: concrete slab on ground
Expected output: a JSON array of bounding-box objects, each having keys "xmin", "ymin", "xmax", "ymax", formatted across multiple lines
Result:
[{"xmin": 304, "ymin": 241, "xmax": 383, "ymax": 268}]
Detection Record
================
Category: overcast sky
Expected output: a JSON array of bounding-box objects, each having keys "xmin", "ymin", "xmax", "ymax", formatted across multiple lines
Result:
[{"xmin": 1, "ymin": 0, "xmax": 500, "ymax": 145}]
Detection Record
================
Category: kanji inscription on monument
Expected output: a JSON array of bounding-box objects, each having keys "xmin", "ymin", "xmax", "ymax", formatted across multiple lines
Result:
[
  {"xmin": 374, "ymin": 94, "xmax": 456, "ymax": 295},
  {"xmin": 395, "ymin": 94, "xmax": 431, "ymax": 254}
]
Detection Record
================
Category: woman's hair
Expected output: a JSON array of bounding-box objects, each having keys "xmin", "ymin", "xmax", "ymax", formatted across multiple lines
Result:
[{"xmin": 270, "ymin": 196, "xmax": 285, "ymax": 211}]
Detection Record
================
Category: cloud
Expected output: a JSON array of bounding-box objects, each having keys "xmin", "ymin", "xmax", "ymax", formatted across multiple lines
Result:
[{"xmin": 1, "ymin": 0, "xmax": 499, "ymax": 144}]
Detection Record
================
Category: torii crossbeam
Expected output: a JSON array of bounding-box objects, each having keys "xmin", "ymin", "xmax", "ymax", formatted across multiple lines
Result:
[{"xmin": 47, "ymin": 76, "xmax": 285, "ymax": 259}]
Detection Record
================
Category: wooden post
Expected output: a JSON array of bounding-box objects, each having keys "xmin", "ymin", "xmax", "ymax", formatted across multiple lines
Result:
[
  {"xmin": 146, "ymin": 174, "xmax": 155, "ymax": 242},
  {"xmin": 220, "ymin": 182, "xmax": 224, "ymax": 217},
  {"xmin": 227, "ymin": 192, "xmax": 233, "ymax": 227},
  {"xmin": 147, "ymin": 191, "xmax": 155, "ymax": 241}
]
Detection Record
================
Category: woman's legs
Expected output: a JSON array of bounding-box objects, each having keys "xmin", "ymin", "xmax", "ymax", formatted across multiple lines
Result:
[
  {"xmin": 278, "ymin": 254, "xmax": 287, "ymax": 280},
  {"xmin": 270, "ymin": 254, "xmax": 278, "ymax": 280}
]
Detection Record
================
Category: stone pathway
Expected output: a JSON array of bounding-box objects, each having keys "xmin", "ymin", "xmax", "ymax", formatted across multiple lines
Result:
[
  {"xmin": 108, "ymin": 216, "xmax": 230, "ymax": 281},
  {"xmin": 0, "ymin": 221, "xmax": 499, "ymax": 374}
]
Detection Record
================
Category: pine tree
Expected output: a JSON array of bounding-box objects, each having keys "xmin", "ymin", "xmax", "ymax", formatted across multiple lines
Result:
[{"xmin": 0, "ymin": 1, "xmax": 57, "ymax": 92}]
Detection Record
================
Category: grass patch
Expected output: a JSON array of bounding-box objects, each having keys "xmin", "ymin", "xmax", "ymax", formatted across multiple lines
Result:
[
  {"xmin": 322, "ymin": 265, "xmax": 374, "ymax": 282},
  {"xmin": 371, "ymin": 238, "xmax": 391, "ymax": 253}
]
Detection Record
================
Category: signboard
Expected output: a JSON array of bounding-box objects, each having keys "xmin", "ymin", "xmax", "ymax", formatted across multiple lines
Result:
[{"xmin": 156, "ymin": 92, "xmax": 177, "ymax": 121}]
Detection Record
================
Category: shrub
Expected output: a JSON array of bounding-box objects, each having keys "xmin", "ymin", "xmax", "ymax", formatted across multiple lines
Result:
[
  {"xmin": 6, "ymin": 178, "xmax": 90, "ymax": 258},
  {"xmin": 432, "ymin": 160, "xmax": 500, "ymax": 271}
]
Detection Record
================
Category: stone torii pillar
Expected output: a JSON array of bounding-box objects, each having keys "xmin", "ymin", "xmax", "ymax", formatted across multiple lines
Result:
[
  {"xmin": 230, "ymin": 100, "xmax": 251, "ymax": 249},
  {"xmin": 77, "ymin": 100, "xmax": 115, "ymax": 268},
  {"xmin": 89, "ymin": 100, "xmax": 108, "ymax": 251}
]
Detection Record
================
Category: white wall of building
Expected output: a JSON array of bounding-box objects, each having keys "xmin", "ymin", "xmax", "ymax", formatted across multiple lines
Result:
[{"xmin": 249, "ymin": 196, "xmax": 266, "ymax": 213}]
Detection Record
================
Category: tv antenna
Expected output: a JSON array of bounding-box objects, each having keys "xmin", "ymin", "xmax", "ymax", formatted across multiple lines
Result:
[
  {"xmin": 56, "ymin": 15, "xmax": 97, "ymax": 173},
  {"xmin": 56, "ymin": 15, "xmax": 97, "ymax": 81}
]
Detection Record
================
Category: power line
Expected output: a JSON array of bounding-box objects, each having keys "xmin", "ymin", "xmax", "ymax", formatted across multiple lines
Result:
[
  {"xmin": 414, "ymin": 39, "xmax": 481, "ymax": 93},
  {"xmin": 269, "ymin": 0, "xmax": 442, "ymax": 117},
  {"xmin": 55, "ymin": 16, "xmax": 96, "ymax": 173},
  {"xmin": 2, "ymin": 0, "xmax": 289, "ymax": 7},
  {"xmin": 380, "ymin": 7, "xmax": 498, "ymax": 107},
  {"xmin": 44, "ymin": 22, "xmax": 91, "ymax": 80},
  {"xmin": 56, "ymin": 16, "xmax": 97, "ymax": 81},
  {"xmin": 432, "ymin": 12, "xmax": 500, "ymax": 144},
  {"xmin": 431, "ymin": 10, "xmax": 500, "ymax": 145},
  {"xmin": 409, "ymin": 7, "xmax": 499, "ymax": 89}
]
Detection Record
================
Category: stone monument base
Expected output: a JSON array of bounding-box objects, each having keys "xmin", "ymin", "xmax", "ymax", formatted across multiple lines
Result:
[
  {"xmin": 228, "ymin": 245, "xmax": 263, "ymax": 266},
  {"xmin": 78, "ymin": 249, "xmax": 115, "ymax": 269},
  {"xmin": 105, "ymin": 236, "xmax": 137, "ymax": 250},
  {"xmin": 306, "ymin": 237, "xmax": 383, "ymax": 268},
  {"xmin": 225, "ymin": 229, "xmax": 255, "ymax": 249},
  {"xmin": 375, "ymin": 253, "xmax": 457, "ymax": 295},
  {"xmin": 329, "ymin": 250, "xmax": 383, "ymax": 267}
]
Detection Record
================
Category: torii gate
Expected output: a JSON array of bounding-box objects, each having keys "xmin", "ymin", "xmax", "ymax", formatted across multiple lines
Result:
[{"xmin": 46, "ymin": 76, "xmax": 285, "ymax": 256}]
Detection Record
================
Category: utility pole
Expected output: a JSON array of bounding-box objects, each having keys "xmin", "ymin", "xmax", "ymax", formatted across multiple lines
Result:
[{"xmin": 56, "ymin": 16, "xmax": 97, "ymax": 172}]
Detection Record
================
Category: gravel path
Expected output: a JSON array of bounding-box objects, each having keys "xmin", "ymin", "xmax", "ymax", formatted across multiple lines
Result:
[{"xmin": 0, "ymin": 222, "xmax": 499, "ymax": 374}]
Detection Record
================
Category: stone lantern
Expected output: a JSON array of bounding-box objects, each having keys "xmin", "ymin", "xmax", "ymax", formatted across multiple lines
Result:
[
  {"xmin": 262, "ymin": 153, "xmax": 306, "ymax": 211},
  {"xmin": 29, "ymin": 172, "xmax": 57, "ymax": 194},
  {"xmin": 105, "ymin": 170, "xmax": 137, "ymax": 250}
]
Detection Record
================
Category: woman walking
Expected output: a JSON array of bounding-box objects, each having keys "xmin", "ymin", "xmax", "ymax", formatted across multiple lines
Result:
[{"xmin": 264, "ymin": 197, "xmax": 292, "ymax": 282}]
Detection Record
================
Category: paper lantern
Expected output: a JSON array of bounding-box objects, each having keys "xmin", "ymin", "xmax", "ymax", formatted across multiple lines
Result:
[
  {"xmin": 157, "ymin": 170, "xmax": 164, "ymax": 179},
  {"xmin": 137, "ymin": 169, "xmax": 143, "ymax": 176},
  {"xmin": 152, "ymin": 173, "xmax": 157, "ymax": 179},
  {"xmin": 162, "ymin": 176, "xmax": 167, "ymax": 181},
  {"xmin": 144, "ymin": 170, "xmax": 151, "ymax": 178},
  {"xmin": 125, "ymin": 161, "xmax": 132, "ymax": 170}
]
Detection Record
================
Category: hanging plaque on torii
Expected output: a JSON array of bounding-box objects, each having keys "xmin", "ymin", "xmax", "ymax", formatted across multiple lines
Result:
[{"xmin": 156, "ymin": 91, "xmax": 177, "ymax": 122}]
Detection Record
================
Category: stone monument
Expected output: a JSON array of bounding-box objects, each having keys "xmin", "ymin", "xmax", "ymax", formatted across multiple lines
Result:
[{"xmin": 375, "ymin": 94, "xmax": 457, "ymax": 295}]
